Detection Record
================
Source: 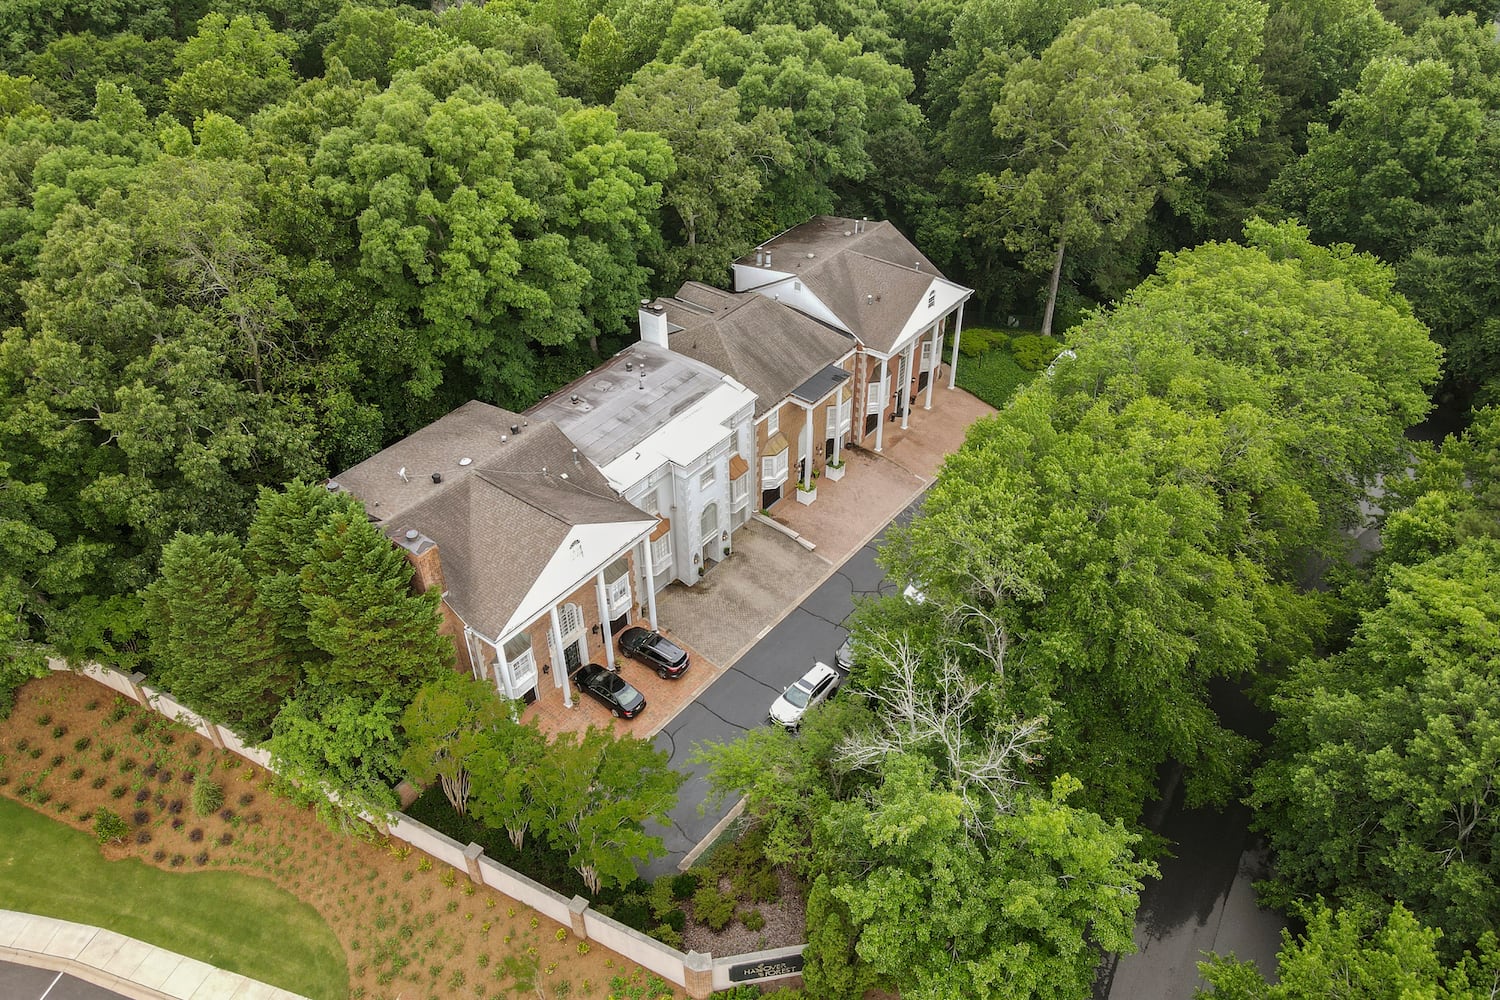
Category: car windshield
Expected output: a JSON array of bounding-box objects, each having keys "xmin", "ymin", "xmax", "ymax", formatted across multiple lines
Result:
[{"xmin": 783, "ymin": 683, "xmax": 811, "ymax": 709}]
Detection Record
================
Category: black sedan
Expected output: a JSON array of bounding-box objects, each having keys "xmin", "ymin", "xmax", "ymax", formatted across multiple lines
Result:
[
  {"xmin": 618, "ymin": 627, "xmax": 690, "ymax": 679},
  {"xmin": 571, "ymin": 663, "xmax": 647, "ymax": 718}
]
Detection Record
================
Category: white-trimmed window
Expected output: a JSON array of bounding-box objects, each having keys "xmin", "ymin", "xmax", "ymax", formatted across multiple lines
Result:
[
  {"xmin": 732, "ymin": 474, "xmax": 750, "ymax": 508},
  {"xmin": 651, "ymin": 533, "xmax": 672, "ymax": 576},
  {"xmin": 503, "ymin": 634, "xmax": 535, "ymax": 678},
  {"xmin": 761, "ymin": 449, "xmax": 789, "ymax": 489},
  {"xmin": 700, "ymin": 465, "xmax": 716, "ymax": 490},
  {"xmin": 767, "ymin": 407, "xmax": 779, "ymax": 435},
  {"xmin": 928, "ymin": 289, "xmax": 936, "ymax": 308},
  {"xmin": 558, "ymin": 602, "xmax": 584, "ymax": 638},
  {"xmin": 920, "ymin": 340, "xmax": 934, "ymax": 371}
]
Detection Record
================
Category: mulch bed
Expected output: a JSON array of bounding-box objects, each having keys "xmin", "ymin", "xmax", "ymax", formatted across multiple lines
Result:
[{"xmin": 0, "ymin": 672, "xmax": 681, "ymax": 1000}]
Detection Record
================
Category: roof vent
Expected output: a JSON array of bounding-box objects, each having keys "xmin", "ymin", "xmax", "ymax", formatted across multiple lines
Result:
[
  {"xmin": 844, "ymin": 230, "xmax": 852, "ymax": 237},
  {"xmin": 500, "ymin": 434, "xmax": 508, "ymax": 443},
  {"xmin": 914, "ymin": 261, "xmax": 921, "ymax": 272},
  {"xmin": 560, "ymin": 472, "xmax": 569, "ymax": 480},
  {"xmin": 458, "ymin": 457, "xmax": 472, "ymax": 467},
  {"xmin": 764, "ymin": 251, "xmax": 771, "ymax": 266},
  {"xmin": 325, "ymin": 480, "xmax": 340, "ymax": 492},
  {"xmin": 405, "ymin": 529, "xmax": 419, "ymax": 540},
  {"xmin": 510, "ymin": 424, "xmax": 520, "ymax": 435},
  {"xmin": 431, "ymin": 472, "xmax": 442, "ymax": 484},
  {"xmin": 866, "ymin": 294, "xmax": 874, "ymax": 305},
  {"xmin": 806, "ymin": 252, "xmax": 815, "ymax": 259},
  {"xmin": 625, "ymin": 361, "xmax": 633, "ymax": 372},
  {"xmin": 570, "ymin": 393, "xmax": 580, "ymax": 404}
]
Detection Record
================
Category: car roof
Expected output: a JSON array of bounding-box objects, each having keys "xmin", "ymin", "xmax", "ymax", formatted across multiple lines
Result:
[{"xmin": 799, "ymin": 661, "xmax": 836, "ymax": 685}]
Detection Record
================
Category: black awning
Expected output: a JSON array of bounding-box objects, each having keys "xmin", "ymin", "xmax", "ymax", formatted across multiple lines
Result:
[{"xmin": 790, "ymin": 364, "xmax": 851, "ymax": 404}]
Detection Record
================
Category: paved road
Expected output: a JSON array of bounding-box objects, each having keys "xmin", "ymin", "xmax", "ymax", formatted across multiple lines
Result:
[
  {"xmin": 0, "ymin": 960, "xmax": 129, "ymax": 1000},
  {"xmin": 643, "ymin": 507, "xmax": 915, "ymax": 876}
]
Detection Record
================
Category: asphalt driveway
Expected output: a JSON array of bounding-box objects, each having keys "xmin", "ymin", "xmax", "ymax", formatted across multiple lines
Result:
[
  {"xmin": 642, "ymin": 504, "xmax": 916, "ymax": 877},
  {"xmin": 0, "ymin": 960, "xmax": 128, "ymax": 1000}
]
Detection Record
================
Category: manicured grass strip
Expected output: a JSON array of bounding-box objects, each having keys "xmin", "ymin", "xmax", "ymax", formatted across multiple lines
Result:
[
  {"xmin": 955, "ymin": 347, "xmax": 1037, "ymax": 409},
  {"xmin": 0, "ymin": 797, "xmax": 347, "ymax": 1000}
]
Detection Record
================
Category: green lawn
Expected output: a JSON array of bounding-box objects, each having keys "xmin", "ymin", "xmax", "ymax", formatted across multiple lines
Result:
[
  {"xmin": 955, "ymin": 346, "xmax": 1038, "ymax": 409},
  {"xmin": 0, "ymin": 796, "xmax": 347, "ymax": 999}
]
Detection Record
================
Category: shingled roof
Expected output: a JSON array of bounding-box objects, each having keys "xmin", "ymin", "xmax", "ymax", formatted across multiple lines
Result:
[
  {"xmin": 736, "ymin": 216, "xmax": 964, "ymax": 354},
  {"xmin": 333, "ymin": 401, "xmax": 653, "ymax": 640},
  {"xmin": 657, "ymin": 283, "xmax": 854, "ymax": 417}
]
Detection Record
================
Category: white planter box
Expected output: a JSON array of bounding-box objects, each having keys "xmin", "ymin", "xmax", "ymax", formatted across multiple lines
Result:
[
  {"xmin": 795, "ymin": 487, "xmax": 817, "ymax": 505},
  {"xmin": 824, "ymin": 464, "xmax": 846, "ymax": 482}
]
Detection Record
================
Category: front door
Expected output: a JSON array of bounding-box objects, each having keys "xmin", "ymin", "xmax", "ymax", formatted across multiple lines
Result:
[{"xmin": 563, "ymin": 638, "xmax": 584, "ymax": 673}]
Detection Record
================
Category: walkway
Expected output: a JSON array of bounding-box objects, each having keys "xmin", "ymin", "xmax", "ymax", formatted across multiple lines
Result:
[{"xmin": 0, "ymin": 911, "xmax": 307, "ymax": 1000}]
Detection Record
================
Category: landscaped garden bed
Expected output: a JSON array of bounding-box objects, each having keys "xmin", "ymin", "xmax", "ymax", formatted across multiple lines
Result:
[{"xmin": 0, "ymin": 672, "xmax": 682, "ymax": 1000}]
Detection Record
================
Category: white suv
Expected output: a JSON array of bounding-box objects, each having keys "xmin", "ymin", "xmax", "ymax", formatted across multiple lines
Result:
[{"xmin": 769, "ymin": 661, "xmax": 841, "ymax": 728}]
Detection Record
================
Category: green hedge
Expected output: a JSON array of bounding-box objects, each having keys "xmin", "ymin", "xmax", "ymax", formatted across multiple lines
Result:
[
  {"xmin": 958, "ymin": 327, "xmax": 1011, "ymax": 357},
  {"xmin": 955, "ymin": 346, "xmax": 1037, "ymax": 409}
]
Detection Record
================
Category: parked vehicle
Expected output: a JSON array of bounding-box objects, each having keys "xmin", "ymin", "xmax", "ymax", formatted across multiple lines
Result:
[
  {"xmin": 618, "ymin": 627, "xmax": 690, "ymax": 679},
  {"xmin": 571, "ymin": 663, "xmax": 646, "ymax": 718},
  {"xmin": 769, "ymin": 661, "xmax": 840, "ymax": 729},
  {"xmin": 836, "ymin": 635, "xmax": 854, "ymax": 671},
  {"xmin": 902, "ymin": 582, "xmax": 928, "ymax": 604}
]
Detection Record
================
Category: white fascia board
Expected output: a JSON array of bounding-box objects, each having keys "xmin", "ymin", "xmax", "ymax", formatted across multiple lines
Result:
[
  {"xmin": 883, "ymin": 279, "xmax": 973, "ymax": 358},
  {"xmin": 599, "ymin": 380, "xmax": 757, "ymax": 491},
  {"xmin": 753, "ymin": 276, "xmax": 852, "ymax": 335},
  {"xmin": 501, "ymin": 520, "xmax": 655, "ymax": 639},
  {"xmin": 733, "ymin": 263, "xmax": 796, "ymax": 291}
]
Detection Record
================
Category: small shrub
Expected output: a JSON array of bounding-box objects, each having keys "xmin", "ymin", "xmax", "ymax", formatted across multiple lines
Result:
[
  {"xmin": 51, "ymin": 725, "xmax": 66, "ymax": 739},
  {"xmin": 238, "ymin": 792, "xmax": 254, "ymax": 807},
  {"xmin": 131, "ymin": 719, "xmax": 148, "ymax": 735},
  {"xmin": 105, "ymin": 699, "xmax": 129, "ymax": 723},
  {"xmin": 69, "ymin": 766, "xmax": 84, "ymax": 780},
  {"xmin": 36, "ymin": 712, "xmax": 51, "ymax": 726},
  {"xmin": 110, "ymin": 785, "xmax": 128, "ymax": 799},
  {"xmin": 73, "ymin": 736, "xmax": 91, "ymax": 752},
  {"xmin": 440, "ymin": 868, "xmax": 457, "ymax": 888},
  {"xmin": 27, "ymin": 747, "xmax": 41, "ymax": 759},
  {"xmin": 670, "ymin": 872, "xmax": 700, "ymax": 901},
  {"xmin": 664, "ymin": 908, "xmax": 686, "ymax": 933},
  {"xmin": 219, "ymin": 832, "xmax": 233, "ymax": 846},
  {"xmin": 748, "ymin": 868, "xmax": 780, "ymax": 903},
  {"xmin": 186, "ymin": 742, "xmax": 202, "ymax": 757},
  {"xmin": 738, "ymin": 908, "xmax": 766, "ymax": 932},
  {"xmin": 142, "ymin": 762, "xmax": 159, "ymax": 778},
  {"xmin": 119, "ymin": 758, "xmax": 135, "ymax": 773},
  {"xmin": 691, "ymin": 886, "xmax": 735, "ymax": 932},
  {"xmin": 94, "ymin": 809, "xmax": 128, "ymax": 844},
  {"xmin": 31, "ymin": 790, "xmax": 51, "ymax": 805},
  {"xmin": 181, "ymin": 769, "xmax": 195, "ymax": 784},
  {"xmin": 171, "ymin": 818, "xmax": 184, "ymax": 830},
  {"xmin": 417, "ymin": 856, "xmax": 432, "ymax": 872},
  {"xmin": 649, "ymin": 924, "xmax": 684, "ymax": 949},
  {"xmin": 1009, "ymin": 333, "xmax": 1061, "ymax": 371},
  {"xmin": 99, "ymin": 746, "xmax": 115, "ymax": 762},
  {"xmin": 13, "ymin": 737, "xmax": 27, "ymax": 751},
  {"xmin": 135, "ymin": 788, "xmax": 150, "ymax": 804},
  {"xmin": 193, "ymin": 852, "xmax": 208, "ymax": 866},
  {"xmin": 189, "ymin": 828, "xmax": 204, "ymax": 843},
  {"xmin": 167, "ymin": 798, "xmax": 183, "ymax": 814},
  {"xmin": 49, "ymin": 753, "xmax": 64, "ymax": 768},
  {"xmin": 136, "ymin": 829, "xmax": 152, "ymax": 845},
  {"xmin": 191, "ymin": 778, "xmax": 223, "ymax": 816},
  {"xmin": 157, "ymin": 769, "xmax": 172, "ymax": 784},
  {"xmin": 85, "ymin": 699, "xmax": 99, "ymax": 711},
  {"xmin": 132, "ymin": 809, "xmax": 150, "ymax": 825},
  {"xmin": 152, "ymin": 849, "xmax": 166, "ymax": 862},
  {"xmin": 169, "ymin": 854, "xmax": 185, "ymax": 867},
  {"xmin": 90, "ymin": 776, "xmax": 107, "ymax": 789},
  {"xmin": 218, "ymin": 809, "xmax": 235, "ymax": 823}
]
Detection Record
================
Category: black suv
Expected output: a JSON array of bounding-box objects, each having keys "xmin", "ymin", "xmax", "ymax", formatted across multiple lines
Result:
[
  {"xmin": 571, "ymin": 663, "xmax": 646, "ymax": 718},
  {"xmin": 618, "ymin": 627, "xmax": 690, "ymax": 679}
]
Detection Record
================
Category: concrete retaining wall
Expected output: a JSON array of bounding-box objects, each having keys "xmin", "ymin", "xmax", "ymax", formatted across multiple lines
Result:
[{"xmin": 42, "ymin": 658, "xmax": 806, "ymax": 997}]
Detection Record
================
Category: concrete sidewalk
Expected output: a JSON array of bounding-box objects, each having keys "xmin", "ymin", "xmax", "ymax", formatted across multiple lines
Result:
[{"xmin": 0, "ymin": 910, "xmax": 308, "ymax": 1000}]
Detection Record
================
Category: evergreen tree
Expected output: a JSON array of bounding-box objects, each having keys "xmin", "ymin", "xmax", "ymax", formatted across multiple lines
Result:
[
  {"xmin": 145, "ymin": 531, "xmax": 292, "ymax": 740},
  {"xmin": 299, "ymin": 509, "xmax": 452, "ymax": 701}
]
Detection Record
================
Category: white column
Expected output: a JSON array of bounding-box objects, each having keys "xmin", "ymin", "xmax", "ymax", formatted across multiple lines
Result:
[
  {"xmin": 833, "ymin": 393, "xmax": 844, "ymax": 465},
  {"xmin": 548, "ymin": 605, "xmax": 573, "ymax": 708},
  {"xmin": 801, "ymin": 401, "xmax": 814, "ymax": 484},
  {"xmin": 927, "ymin": 329, "xmax": 944, "ymax": 410},
  {"xmin": 948, "ymin": 301, "xmax": 966, "ymax": 389},
  {"xmin": 875, "ymin": 356, "xmax": 889, "ymax": 452},
  {"xmin": 641, "ymin": 537, "xmax": 659, "ymax": 631},
  {"xmin": 901, "ymin": 340, "xmax": 917, "ymax": 430},
  {"xmin": 479, "ymin": 630, "xmax": 510, "ymax": 698},
  {"xmin": 595, "ymin": 570, "xmax": 615, "ymax": 669}
]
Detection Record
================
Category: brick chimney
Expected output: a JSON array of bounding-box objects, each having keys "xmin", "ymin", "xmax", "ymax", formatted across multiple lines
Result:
[{"xmin": 395, "ymin": 529, "xmax": 445, "ymax": 596}]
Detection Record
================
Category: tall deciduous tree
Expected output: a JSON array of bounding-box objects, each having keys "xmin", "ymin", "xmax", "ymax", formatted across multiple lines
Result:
[
  {"xmin": 269, "ymin": 690, "xmax": 404, "ymax": 827},
  {"xmin": 612, "ymin": 62, "xmax": 790, "ymax": 285},
  {"xmin": 145, "ymin": 531, "xmax": 292, "ymax": 740},
  {"xmin": 974, "ymin": 4, "xmax": 1225, "ymax": 334},
  {"xmin": 534, "ymin": 725, "xmax": 683, "ymax": 894},
  {"xmin": 466, "ymin": 711, "xmax": 550, "ymax": 850},
  {"xmin": 400, "ymin": 672, "xmax": 512, "ymax": 816}
]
